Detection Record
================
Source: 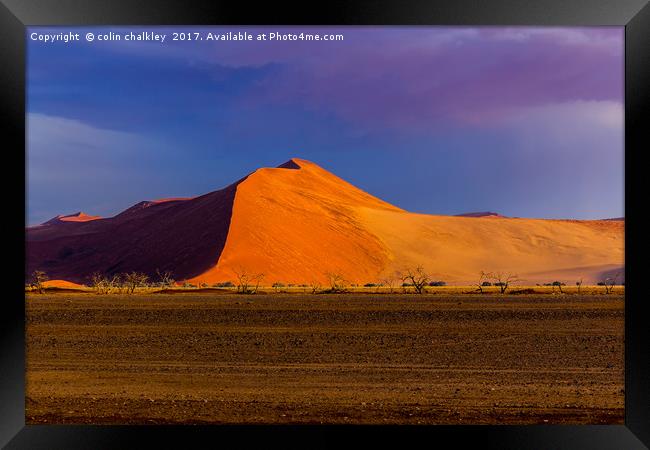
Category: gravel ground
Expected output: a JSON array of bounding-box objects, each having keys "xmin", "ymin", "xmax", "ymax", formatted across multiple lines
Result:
[{"xmin": 25, "ymin": 293, "xmax": 624, "ymax": 424}]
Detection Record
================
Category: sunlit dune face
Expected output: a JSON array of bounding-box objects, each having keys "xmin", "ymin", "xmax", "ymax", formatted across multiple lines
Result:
[
  {"xmin": 190, "ymin": 159, "xmax": 398, "ymax": 285},
  {"xmin": 54, "ymin": 212, "xmax": 102, "ymax": 223},
  {"xmin": 41, "ymin": 279, "xmax": 84, "ymax": 288},
  {"xmin": 358, "ymin": 208, "xmax": 623, "ymax": 284},
  {"xmin": 189, "ymin": 159, "xmax": 623, "ymax": 286},
  {"xmin": 27, "ymin": 159, "xmax": 624, "ymax": 287}
]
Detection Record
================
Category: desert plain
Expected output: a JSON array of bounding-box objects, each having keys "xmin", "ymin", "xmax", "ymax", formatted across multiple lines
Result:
[{"xmin": 26, "ymin": 290, "xmax": 624, "ymax": 425}]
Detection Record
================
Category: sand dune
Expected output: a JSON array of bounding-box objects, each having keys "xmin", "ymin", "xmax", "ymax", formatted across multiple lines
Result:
[
  {"xmin": 40, "ymin": 279, "xmax": 84, "ymax": 288},
  {"xmin": 27, "ymin": 187, "xmax": 238, "ymax": 282},
  {"xmin": 44, "ymin": 212, "xmax": 102, "ymax": 224},
  {"xmin": 27, "ymin": 158, "xmax": 623, "ymax": 285},
  {"xmin": 454, "ymin": 211, "xmax": 506, "ymax": 218},
  {"xmin": 359, "ymin": 208, "xmax": 623, "ymax": 284}
]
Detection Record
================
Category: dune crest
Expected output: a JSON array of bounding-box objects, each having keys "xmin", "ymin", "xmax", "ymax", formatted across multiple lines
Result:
[
  {"xmin": 27, "ymin": 158, "xmax": 623, "ymax": 285},
  {"xmin": 44, "ymin": 212, "xmax": 102, "ymax": 224},
  {"xmin": 189, "ymin": 158, "xmax": 400, "ymax": 285},
  {"xmin": 455, "ymin": 211, "xmax": 506, "ymax": 218}
]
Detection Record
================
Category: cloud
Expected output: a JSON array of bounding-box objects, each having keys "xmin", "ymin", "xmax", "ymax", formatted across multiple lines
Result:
[
  {"xmin": 27, "ymin": 113, "xmax": 149, "ymax": 181},
  {"xmin": 28, "ymin": 26, "xmax": 623, "ymax": 137},
  {"xmin": 473, "ymin": 100, "xmax": 624, "ymax": 219},
  {"xmin": 27, "ymin": 113, "xmax": 169, "ymax": 224},
  {"xmin": 216, "ymin": 27, "xmax": 624, "ymax": 134}
]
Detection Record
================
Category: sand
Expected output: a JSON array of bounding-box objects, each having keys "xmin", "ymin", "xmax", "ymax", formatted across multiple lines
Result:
[
  {"xmin": 192, "ymin": 159, "xmax": 623, "ymax": 285},
  {"xmin": 27, "ymin": 158, "xmax": 624, "ymax": 286},
  {"xmin": 43, "ymin": 212, "xmax": 101, "ymax": 224},
  {"xmin": 25, "ymin": 293, "xmax": 624, "ymax": 425},
  {"xmin": 41, "ymin": 279, "xmax": 84, "ymax": 289}
]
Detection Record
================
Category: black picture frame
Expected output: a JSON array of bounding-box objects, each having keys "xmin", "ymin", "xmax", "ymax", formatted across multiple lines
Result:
[{"xmin": 2, "ymin": 0, "xmax": 648, "ymax": 448}]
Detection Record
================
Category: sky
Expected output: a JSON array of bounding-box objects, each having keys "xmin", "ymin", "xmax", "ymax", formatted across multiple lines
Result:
[{"xmin": 27, "ymin": 26, "xmax": 624, "ymax": 225}]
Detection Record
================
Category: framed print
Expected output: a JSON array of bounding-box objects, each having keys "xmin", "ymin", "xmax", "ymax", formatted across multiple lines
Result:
[{"xmin": 1, "ymin": 0, "xmax": 648, "ymax": 448}]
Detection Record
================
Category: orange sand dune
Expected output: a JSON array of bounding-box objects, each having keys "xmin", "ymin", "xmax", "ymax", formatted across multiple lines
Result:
[
  {"xmin": 41, "ymin": 279, "xmax": 84, "ymax": 288},
  {"xmin": 188, "ymin": 158, "xmax": 623, "ymax": 285},
  {"xmin": 44, "ymin": 212, "xmax": 102, "ymax": 224},
  {"xmin": 358, "ymin": 209, "xmax": 623, "ymax": 284},
  {"xmin": 190, "ymin": 158, "xmax": 400, "ymax": 285},
  {"xmin": 27, "ymin": 158, "xmax": 624, "ymax": 286}
]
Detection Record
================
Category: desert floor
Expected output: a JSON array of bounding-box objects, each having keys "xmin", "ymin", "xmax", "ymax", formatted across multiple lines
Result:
[{"xmin": 26, "ymin": 293, "xmax": 624, "ymax": 424}]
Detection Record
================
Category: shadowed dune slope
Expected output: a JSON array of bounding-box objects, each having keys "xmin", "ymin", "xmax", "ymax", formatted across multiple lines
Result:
[
  {"xmin": 27, "ymin": 158, "xmax": 623, "ymax": 285},
  {"xmin": 27, "ymin": 183, "xmax": 240, "ymax": 284}
]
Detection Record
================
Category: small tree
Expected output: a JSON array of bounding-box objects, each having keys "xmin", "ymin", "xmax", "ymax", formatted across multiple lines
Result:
[
  {"xmin": 325, "ymin": 272, "xmax": 347, "ymax": 293},
  {"xmin": 234, "ymin": 268, "xmax": 264, "ymax": 294},
  {"xmin": 156, "ymin": 269, "xmax": 175, "ymax": 288},
  {"xmin": 89, "ymin": 272, "xmax": 110, "ymax": 294},
  {"xmin": 381, "ymin": 274, "xmax": 399, "ymax": 294},
  {"xmin": 124, "ymin": 271, "xmax": 149, "ymax": 294},
  {"xmin": 487, "ymin": 272, "xmax": 520, "ymax": 294},
  {"xmin": 30, "ymin": 270, "xmax": 48, "ymax": 294},
  {"xmin": 576, "ymin": 278, "xmax": 583, "ymax": 295},
  {"xmin": 310, "ymin": 281, "xmax": 322, "ymax": 294},
  {"xmin": 272, "ymin": 282, "xmax": 285, "ymax": 293},
  {"xmin": 108, "ymin": 273, "xmax": 123, "ymax": 294},
  {"xmin": 476, "ymin": 271, "xmax": 491, "ymax": 294},
  {"xmin": 601, "ymin": 272, "xmax": 621, "ymax": 294},
  {"xmin": 401, "ymin": 266, "xmax": 430, "ymax": 294},
  {"xmin": 551, "ymin": 281, "xmax": 566, "ymax": 294}
]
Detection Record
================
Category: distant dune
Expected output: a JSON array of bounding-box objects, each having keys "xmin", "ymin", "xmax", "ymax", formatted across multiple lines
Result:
[
  {"xmin": 43, "ymin": 212, "xmax": 102, "ymax": 225},
  {"xmin": 454, "ymin": 211, "xmax": 506, "ymax": 218},
  {"xmin": 41, "ymin": 279, "xmax": 85, "ymax": 288},
  {"xmin": 27, "ymin": 158, "xmax": 624, "ymax": 285}
]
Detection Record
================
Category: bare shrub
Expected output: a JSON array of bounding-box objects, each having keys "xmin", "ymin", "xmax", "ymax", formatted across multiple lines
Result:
[
  {"xmin": 156, "ymin": 269, "xmax": 175, "ymax": 288},
  {"xmin": 400, "ymin": 266, "xmax": 430, "ymax": 294},
  {"xmin": 576, "ymin": 278, "xmax": 583, "ymax": 295},
  {"xmin": 545, "ymin": 281, "xmax": 566, "ymax": 294},
  {"xmin": 487, "ymin": 272, "xmax": 521, "ymax": 294},
  {"xmin": 234, "ymin": 268, "xmax": 264, "ymax": 294},
  {"xmin": 107, "ymin": 273, "xmax": 124, "ymax": 294},
  {"xmin": 476, "ymin": 271, "xmax": 490, "ymax": 294},
  {"xmin": 381, "ymin": 273, "xmax": 400, "ymax": 294},
  {"xmin": 325, "ymin": 272, "xmax": 347, "ymax": 293},
  {"xmin": 310, "ymin": 281, "xmax": 322, "ymax": 294},
  {"xmin": 30, "ymin": 270, "xmax": 48, "ymax": 294},
  {"xmin": 123, "ymin": 272, "xmax": 149, "ymax": 294},
  {"xmin": 600, "ymin": 272, "xmax": 621, "ymax": 294},
  {"xmin": 89, "ymin": 272, "xmax": 110, "ymax": 294}
]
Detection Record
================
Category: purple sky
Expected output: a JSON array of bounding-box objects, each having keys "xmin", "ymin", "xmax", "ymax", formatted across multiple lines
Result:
[{"xmin": 27, "ymin": 26, "xmax": 624, "ymax": 224}]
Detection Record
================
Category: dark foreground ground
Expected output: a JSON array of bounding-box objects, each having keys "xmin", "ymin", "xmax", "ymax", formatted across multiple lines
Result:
[{"xmin": 26, "ymin": 293, "xmax": 624, "ymax": 424}]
